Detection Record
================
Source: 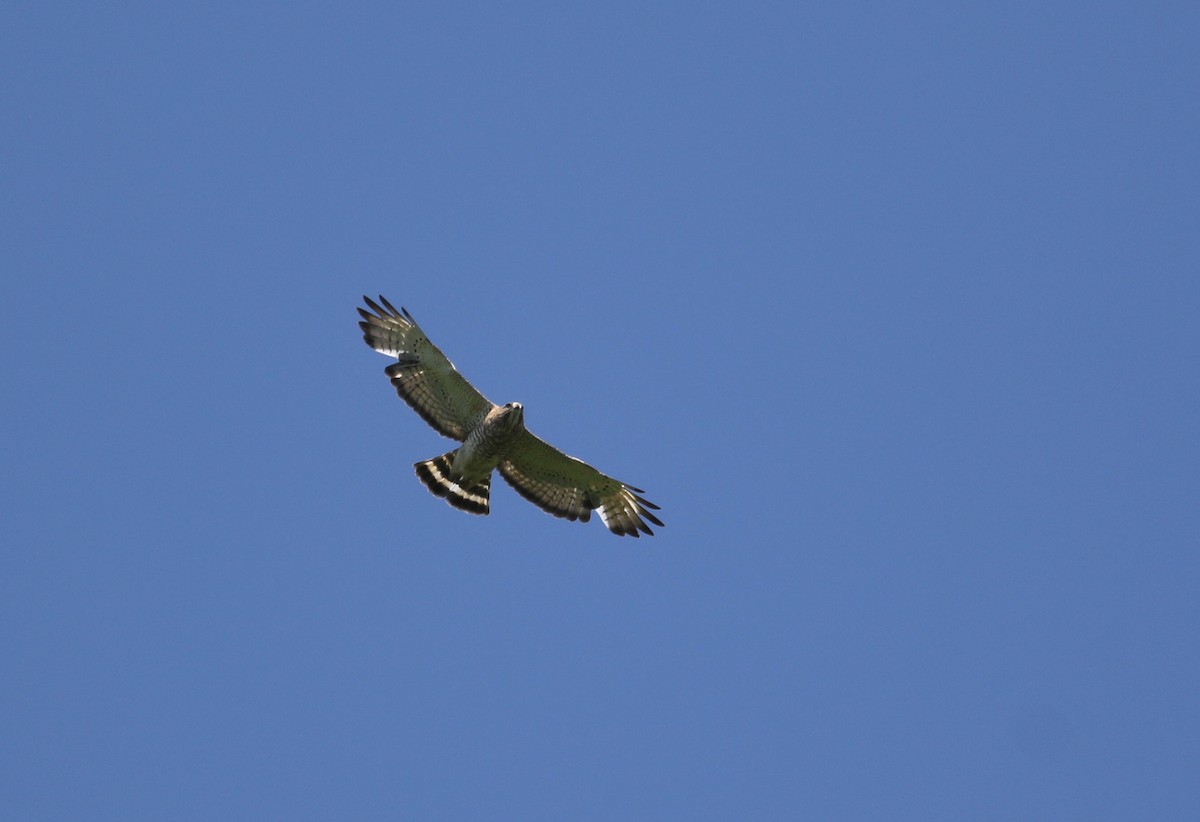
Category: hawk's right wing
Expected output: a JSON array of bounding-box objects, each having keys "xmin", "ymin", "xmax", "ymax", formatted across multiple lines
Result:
[
  {"xmin": 499, "ymin": 432, "xmax": 663, "ymax": 537},
  {"xmin": 358, "ymin": 296, "xmax": 493, "ymax": 441}
]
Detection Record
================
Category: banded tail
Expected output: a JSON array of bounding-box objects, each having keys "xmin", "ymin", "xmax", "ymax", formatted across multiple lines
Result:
[{"xmin": 414, "ymin": 450, "xmax": 491, "ymax": 515}]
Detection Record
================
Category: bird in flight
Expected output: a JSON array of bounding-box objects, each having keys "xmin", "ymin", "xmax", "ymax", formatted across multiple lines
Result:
[{"xmin": 357, "ymin": 296, "xmax": 663, "ymax": 537}]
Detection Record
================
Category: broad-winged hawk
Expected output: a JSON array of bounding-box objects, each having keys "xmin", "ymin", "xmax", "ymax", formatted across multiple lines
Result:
[{"xmin": 358, "ymin": 296, "xmax": 663, "ymax": 537}]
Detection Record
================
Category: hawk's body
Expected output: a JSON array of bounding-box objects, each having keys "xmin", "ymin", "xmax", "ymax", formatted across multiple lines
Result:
[{"xmin": 358, "ymin": 296, "xmax": 662, "ymax": 537}]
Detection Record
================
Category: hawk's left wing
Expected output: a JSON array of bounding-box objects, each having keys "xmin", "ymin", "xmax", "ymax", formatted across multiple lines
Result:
[
  {"xmin": 499, "ymin": 432, "xmax": 663, "ymax": 537},
  {"xmin": 358, "ymin": 296, "xmax": 493, "ymax": 441}
]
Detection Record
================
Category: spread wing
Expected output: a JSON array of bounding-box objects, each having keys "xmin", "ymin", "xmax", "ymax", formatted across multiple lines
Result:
[
  {"xmin": 358, "ymin": 296, "xmax": 493, "ymax": 441},
  {"xmin": 499, "ymin": 432, "xmax": 663, "ymax": 537}
]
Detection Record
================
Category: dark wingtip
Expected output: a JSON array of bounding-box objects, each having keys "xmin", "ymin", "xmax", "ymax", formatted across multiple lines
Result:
[{"xmin": 362, "ymin": 295, "xmax": 385, "ymax": 316}]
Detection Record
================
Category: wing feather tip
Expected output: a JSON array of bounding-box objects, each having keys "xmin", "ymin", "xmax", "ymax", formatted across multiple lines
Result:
[{"xmin": 640, "ymin": 509, "xmax": 664, "ymax": 528}]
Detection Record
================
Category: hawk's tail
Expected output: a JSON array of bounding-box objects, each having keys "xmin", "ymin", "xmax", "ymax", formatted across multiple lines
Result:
[{"xmin": 414, "ymin": 450, "xmax": 491, "ymax": 516}]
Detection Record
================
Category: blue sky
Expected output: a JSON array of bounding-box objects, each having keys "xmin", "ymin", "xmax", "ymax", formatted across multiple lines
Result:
[{"xmin": 3, "ymin": 2, "xmax": 1198, "ymax": 819}]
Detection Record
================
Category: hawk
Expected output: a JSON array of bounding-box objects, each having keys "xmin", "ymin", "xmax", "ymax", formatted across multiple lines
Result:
[{"xmin": 357, "ymin": 296, "xmax": 663, "ymax": 537}]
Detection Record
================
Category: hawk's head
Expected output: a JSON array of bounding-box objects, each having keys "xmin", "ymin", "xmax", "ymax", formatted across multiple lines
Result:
[{"xmin": 497, "ymin": 402, "xmax": 525, "ymax": 432}]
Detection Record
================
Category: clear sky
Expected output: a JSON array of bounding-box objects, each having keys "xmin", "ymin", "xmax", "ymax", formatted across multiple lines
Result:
[{"xmin": 3, "ymin": 2, "xmax": 1198, "ymax": 819}]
